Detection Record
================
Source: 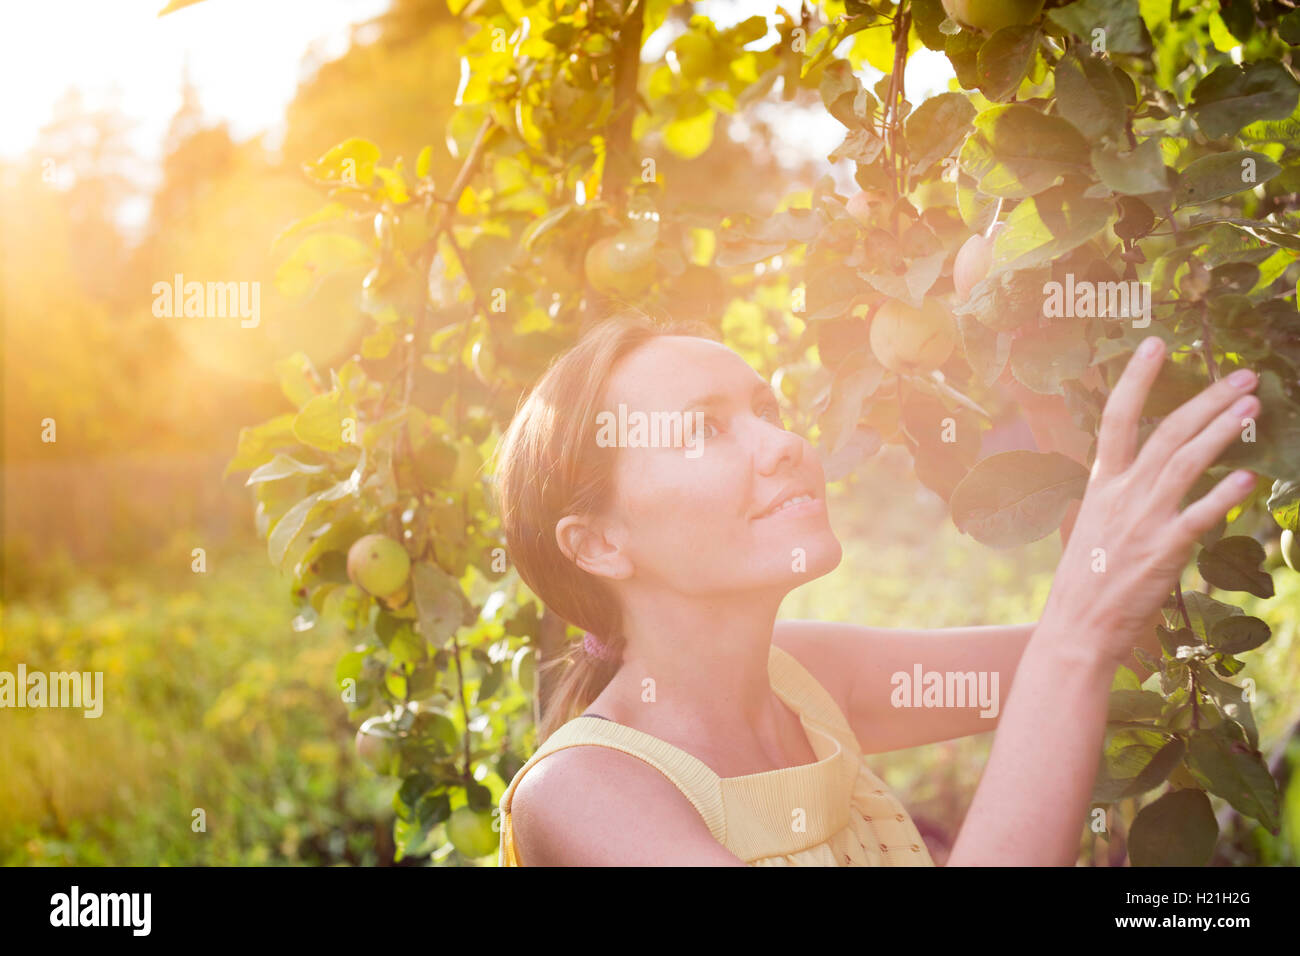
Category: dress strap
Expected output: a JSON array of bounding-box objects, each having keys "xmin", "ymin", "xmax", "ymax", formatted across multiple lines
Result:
[
  {"xmin": 498, "ymin": 714, "xmax": 728, "ymax": 861},
  {"xmin": 767, "ymin": 643, "xmax": 861, "ymax": 758}
]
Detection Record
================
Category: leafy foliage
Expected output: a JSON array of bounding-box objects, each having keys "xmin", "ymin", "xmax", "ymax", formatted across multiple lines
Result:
[{"xmin": 209, "ymin": 0, "xmax": 1300, "ymax": 863}]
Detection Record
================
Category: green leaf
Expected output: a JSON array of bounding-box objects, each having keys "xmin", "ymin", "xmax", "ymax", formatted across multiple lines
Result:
[
  {"xmin": 1092, "ymin": 138, "xmax": 1170, "ymax": 196},
  {"xmin": 1215, "ymin": 370, "xmax": 1300, "ymax": 479},
  {"xmin": 1107, "ymin": 689, "xmax": 1166, "ymax": 722},
  {"xmin": 906, "ymin": 92, "xmax": 976, "ymax": 176},
  {"xmin": 1186, "ymin": 723, "xmax": 1280, "ymax": 832},
  {"xmin": 1280, "ymin": 9, "xmax": 1300, "ymax": 44},
  {"xmin": 1009, "ymin": 320, "xmax": 1092, "ymax": 395},
  {"xmin": 274, "ymin": 352, "xmax": 322, "ymax": 408},
  {"xmin": 1175, "ymin": 151, "xmax": 1283, "ymax": 206},
  {"xmin": 1181, "ymin": 591, "xmax": 1243, "ymax": 645},
  {"xmin": 911, "ymin": 0, "xmax": 950, "ymax": 51},
  {"xmin": 829, "ymin": 126, "xmax": 886, "ymax": 165},
  {"xmin": 1093, "ymin": 727, "xmax": 1178, "ymax": 801},
  {"xmin": 976, "ymin": 27, "xmax": 1038, "ymax": 102},
  {"xmin": 820, "ymin": 60, "xmax": 876, "ymax": 129},
  {"xmin": 226, "ymin": 414, "xmax": 299, "ymax": 476},
  {"xmin": 663, "ymin": 103, "xmax": 715, "ymax": 159},
  {"xmin": 990, "ymin": 183, "xmax": 1112, "ymax": 273},
  {"xmin": 1128, "ymin": 789, "xmax": 1218, "ymax": 866},
  {"xmin": 1048, "ymin": 0, "xmax": 1152, "ymax": 56},
  {"xmin": 270, "ymin": 202, "xmax": 354, "ymax": 255},
  {"xmin": 245, "ymin": 454, "xmax": 328, "ymax": 486},
  {"xmin": 412, "ymin": 563, "xmax": 473, "ymax": 646},
  {"xmin": 959, "ymin": 104, "xmax": 1093, "ymax": 198},
  {"xmin": 1122, "ymin": 738, "xmax": 1188, "ymax": 798},
  {"xmin": 1196, "ymin": 535, "xmax": 1275, "ymax": 598},
  {"xmin": 819, "ymin": 361, "xmax": 885, "ymax": 459},
  {"xmin": 1111, "ymin": 665, "xmax": 1141, "ymax": 691},
  {"xmin": 374, "ymin": 167, "xmax": 410, "ymax": 204},
  {"xmin": 944, "ymin": 29, "xmax": 984, "ymax": 91},
  {"xmin": 1053, "ymin": 52, "xmax": 1127, "ymax": 142},
  {"xmin": 954, "ymin": 265, "xmax": 1053, "ymax": 332},
  {"xmin": 949, "ymin": 450, "xmax": 1089, "ymax": 548},
  {"xmin": 957, "ymin": 311, "xmax": 1012, "ymax": 385},
  {"xmin": 476, "ymin": 662, "xmax": 504, "ymax": 704},
  {"xmin": 293, "ymin": 392, "xmax": 351, "ymax": 453},
  {"xmin": 1190, "ymin": 60, "xmax": 1300, "ymax": 140},
  {"xmin": 802, "ymin": 254, "xmax": 872, "ymax": 319},
  {"xmin": 275, "ymin": 233, "xmax": 370, "ymax": 299},
  {"xmin": 1266, "ymin": 479, "xmax": 1300, "ymax": 532},
  {"xmin": 267, "ymin": 480, "xmax": 355, "ymax": 568},
  {"xmin": 1218, "ymin": 0, "xmax": 1256, "ymax": 42},
  {"xmin": 303, "ymin": 137, "xmax": 381, "ymax": 186},
  {"xmin": 1197, "ymin": 668, "xmax": 1259, "ymax": 751},
  {"xmin": 1209, "ymin": 615, "xmax": 1271, "ymax": 656}
]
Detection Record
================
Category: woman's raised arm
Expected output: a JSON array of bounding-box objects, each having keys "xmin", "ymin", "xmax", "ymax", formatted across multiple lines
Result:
[{"xmin": 947, "ymin": 336, "xmax": 1261, "ymax": 865}]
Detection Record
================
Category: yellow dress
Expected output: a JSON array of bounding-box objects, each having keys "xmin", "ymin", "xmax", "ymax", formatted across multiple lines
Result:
[{"xmin": 498, "ymin": 643, "xmax": 936, "ymax": 866}]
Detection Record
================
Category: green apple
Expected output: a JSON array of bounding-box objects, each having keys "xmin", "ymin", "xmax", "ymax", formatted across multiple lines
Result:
[
  {"xmin": 511, "ymin": 646, "xmax": 536, "ymax": 693},
  {"xmin": 347, "ymin": 533, "xmax": 411, "ymax": 599},
  {"xmin": 869, "ymin": 297, "xmax": 958, "ymax": 372},
  {"xmin": 584, "ymin": 230, "xmax": 657, "ymax": 297},
  {"xmin": 1282, "ymin": 529, "xmax": 1299, "ymax": 573},
  {"xmin": 446, "ymin": 806, "xmax": 499, "ymax": 858},
  {"xmin": 470, "ymin": 337, "xmax": 495, "ymax": 387},
  {"xmin": 355, "ymin": 716, "xmax": 401, "ymax": 774},
  {"xmin": 942, "ymin": 0, "xmax": 1045, "ymax": 32},
  {"xmin": 953, "ymin": 222, "xmax": 1004, "ymax": 301}
]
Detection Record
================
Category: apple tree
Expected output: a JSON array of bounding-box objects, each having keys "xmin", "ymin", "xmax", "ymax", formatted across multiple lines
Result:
[{"xmin": 191, "ymin": 0, "xmax": 1300, "ymax": 864}]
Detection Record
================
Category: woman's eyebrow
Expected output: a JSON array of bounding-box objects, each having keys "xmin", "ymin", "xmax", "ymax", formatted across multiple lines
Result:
[{"xmin": 679, "ymin": 380, "xmax": 777, "ymax": 412}]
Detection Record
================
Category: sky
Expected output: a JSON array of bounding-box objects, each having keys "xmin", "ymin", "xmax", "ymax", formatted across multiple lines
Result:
[{"xmin": 0, "ymin": 0, "xmax": 955, "ymax": 213}]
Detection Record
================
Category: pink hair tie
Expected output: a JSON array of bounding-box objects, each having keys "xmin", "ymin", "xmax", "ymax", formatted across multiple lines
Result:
[{"xmin": 582, "ymin": 630, "xmax": 619, "ymax": 663}]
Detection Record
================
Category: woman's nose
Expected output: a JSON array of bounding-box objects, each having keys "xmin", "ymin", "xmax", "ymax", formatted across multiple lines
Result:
[{"xmin": 755, "ymin": 419, "xmax": 804, "ymax": 475}]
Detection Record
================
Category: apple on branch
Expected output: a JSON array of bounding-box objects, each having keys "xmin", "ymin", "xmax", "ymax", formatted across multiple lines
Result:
[
  {"xmin": 941, "ymin": 0, "xmax": 1045, "ymax": 32},
  {"xmin": 1282, "ymin": 529, "xmax": 1300, "ymax": 573},
  {"xmin": 953, "ymin": 221, "xmax": 1005, "ymax": 302},
  {"xmin": 869, "ymin": 297, "xmax": 958, "ymax": 372},
  {"xmin": 347, "ymin": 533, "xmax": 412, "ymax": 604},
  {"xmin": 584, "ymin": 229, "xmax": 657, "ymax": 297}
]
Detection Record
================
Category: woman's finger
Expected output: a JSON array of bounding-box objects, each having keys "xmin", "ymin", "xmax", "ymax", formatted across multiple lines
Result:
[
  {"xmin": 1132, "ymin": 368, "xmax": 1258, "ymax": 479},
  {"xmin": 1173, "ymin": 468, "xmax": 1257, "ymax": 543},
  {"xmin": 1093, "ymin": 336, "xmax": 1167, "ymax": 478},
  {"xmin": 1151, "ymin": 393, "xmax": 1260, "ymax": 509}
]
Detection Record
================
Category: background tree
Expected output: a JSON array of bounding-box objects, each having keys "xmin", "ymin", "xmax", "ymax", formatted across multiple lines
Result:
[{"xmin": 178, "ymin": 0, "xmax": 1300, "ymax": 864}]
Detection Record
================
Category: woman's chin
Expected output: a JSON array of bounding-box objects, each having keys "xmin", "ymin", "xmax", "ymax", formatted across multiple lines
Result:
[{"xmin": 781, "ymin": 532, "xmax": 843, "ymax": 582}]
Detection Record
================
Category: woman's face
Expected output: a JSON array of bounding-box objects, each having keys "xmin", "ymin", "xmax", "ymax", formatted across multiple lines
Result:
[{"xmin": 582, "ymin": 334, "xmax": 842, "ymax": 598}]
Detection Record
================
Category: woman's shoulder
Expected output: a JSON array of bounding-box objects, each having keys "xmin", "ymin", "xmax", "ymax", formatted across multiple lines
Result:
[{"xmin": 506, "ymin": 735, "xmax": 728, "ymax": 865}]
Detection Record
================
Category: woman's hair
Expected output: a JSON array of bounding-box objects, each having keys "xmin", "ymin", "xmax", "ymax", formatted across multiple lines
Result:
[{"xmin": 492, "ymin": 308, "xmax": 720, "ymax": 742}]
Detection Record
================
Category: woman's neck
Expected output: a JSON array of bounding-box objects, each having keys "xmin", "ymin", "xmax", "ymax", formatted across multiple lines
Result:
[{"xmin": 594, "ymin": 588, "xmax": 793, "ymax": 750}]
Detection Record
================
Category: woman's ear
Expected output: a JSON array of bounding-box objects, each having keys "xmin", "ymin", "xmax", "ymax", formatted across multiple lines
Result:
[{"xmin": 555, "ymin": 514, "xmax": 632, "ymax": 581}]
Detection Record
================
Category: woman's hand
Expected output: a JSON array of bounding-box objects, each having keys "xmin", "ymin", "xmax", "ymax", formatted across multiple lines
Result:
[{"xmin": 1039, "ymin": 336, "xmax": 1260, "ymax": 665}]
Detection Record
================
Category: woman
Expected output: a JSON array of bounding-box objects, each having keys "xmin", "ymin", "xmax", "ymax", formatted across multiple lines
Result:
[{"xmin": 491, "ymin": 310, "xmax": 1261, "ymax": 866}]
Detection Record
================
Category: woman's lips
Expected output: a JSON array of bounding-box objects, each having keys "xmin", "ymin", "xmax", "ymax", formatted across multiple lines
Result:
[{"xmin": 753, "ymin": 494, "xmax": 825, "ymax": 520}]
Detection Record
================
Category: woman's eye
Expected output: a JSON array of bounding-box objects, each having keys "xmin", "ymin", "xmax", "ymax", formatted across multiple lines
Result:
[{"xmin": 698, "ymin": 418, "xmax": 720, "ymax": 440}]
